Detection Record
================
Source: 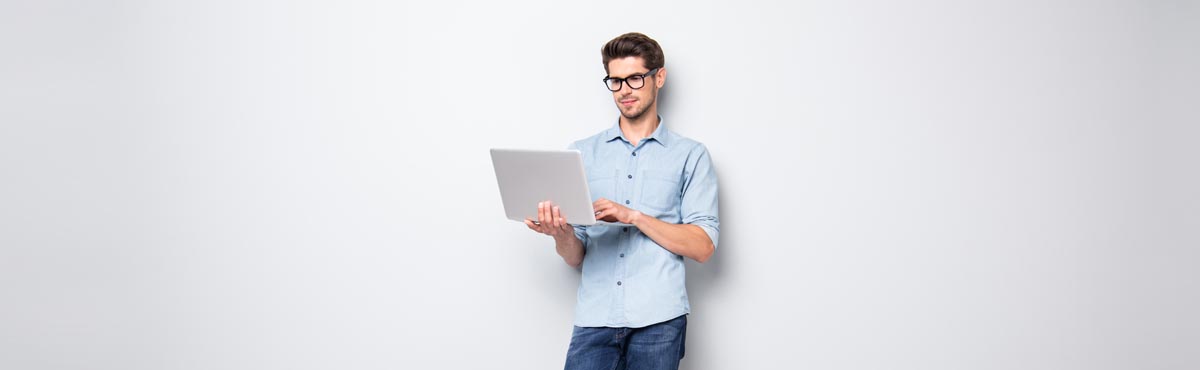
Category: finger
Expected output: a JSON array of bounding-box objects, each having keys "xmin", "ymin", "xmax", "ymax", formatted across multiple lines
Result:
[
  {"xmin": 600, "ymin": 208, "xmax": 620, "ymax": 222},
  {"xmin": 537, "ymin": 201, "xmax": 547, "ymax": 227},
  {"xmin": 555, "ymin": 208, "xmax": 571, "ymax": 231},
  {"xmin": 552, "ymin": 206, "xmax": 564, "ymax": 229},
  {"xmin": 544, "ymin": 203, "xmax": 556, "ymax": 231},
  {"xmin": 532, "ymin": 219, "xmax": 552, "ymax": 235},
  {"xmin": 529, "ymin": 217, "xmax": 547, "ymax": 233},
  {"xmin": 525, "ymin": 218, "xmax": 539, "ymax": 231},
  {"xmin": 560, "ymin": 209, "xmax": 570, "ymax": 230}
]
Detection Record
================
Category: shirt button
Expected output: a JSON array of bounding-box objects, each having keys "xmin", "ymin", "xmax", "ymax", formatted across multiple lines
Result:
[
  {"xmin": 625, "ymin": 200, "xmax": 630, "ymax": 205},
  {"xmin": 617, "ymin": 281, "xmax": 622, "ymax": 286},
  {"xmin": 627, "ymin": 174, "xmax": 632, "ymax": 179},
  {"xmin": 632, "ymin": 152, "xmax": 637, "ymax": 156},
  {"xmin": 620, "ymin": 253, "xmax": 624, "ymax": 257},
  {"xmin": 623, "ymin": 227, "xmax": 628, "ymax": 232}
]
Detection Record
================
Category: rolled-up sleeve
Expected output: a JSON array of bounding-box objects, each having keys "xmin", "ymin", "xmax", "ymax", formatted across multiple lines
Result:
[
  {"xmin": 572, "ymin": 224, "xmax": 589, "ymax": 248},
  {"xmin": 680, "ymin": 144, "xmax": 720, "ymax": 249}
]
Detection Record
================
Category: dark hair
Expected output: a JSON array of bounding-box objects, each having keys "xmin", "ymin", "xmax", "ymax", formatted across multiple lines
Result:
[{"xmin": 601, "ymin": 32, "xmax": 664, "ymax": 74}]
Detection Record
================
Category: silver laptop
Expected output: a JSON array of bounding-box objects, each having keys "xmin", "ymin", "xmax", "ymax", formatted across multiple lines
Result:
[{"xmin": 490, "ymin": 148, "xmax": 630, "ymax": 227}]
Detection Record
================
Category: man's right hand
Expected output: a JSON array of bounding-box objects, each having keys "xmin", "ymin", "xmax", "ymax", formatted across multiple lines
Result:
[{"xmin": 525, "ymin": 201, "xmax": 574, "ymax": 240}]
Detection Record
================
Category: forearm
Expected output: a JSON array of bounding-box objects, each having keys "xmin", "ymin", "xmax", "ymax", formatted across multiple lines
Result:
[
  {"xmin": 631, "ymin": 212, "xmax": 715, "ymax": 263},
  {"xmin": 554, "ymin": 234, "xmax": 585, "ymax": 268}
]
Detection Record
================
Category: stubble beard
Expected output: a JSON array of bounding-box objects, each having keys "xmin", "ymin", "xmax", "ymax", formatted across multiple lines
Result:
[{"xmin": 619, "ymin": 91, "xmax": 656, "ymax": 120}]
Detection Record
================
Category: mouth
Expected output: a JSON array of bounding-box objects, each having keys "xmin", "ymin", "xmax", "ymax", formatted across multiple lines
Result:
[{"xmin": 619, "ymin": 98, "xmax": 637, "ymax": 107}]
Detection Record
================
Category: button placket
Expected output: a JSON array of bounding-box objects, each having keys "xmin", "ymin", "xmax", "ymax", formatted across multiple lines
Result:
[
  {"xmin": 626, "ymin": 144, "xmax": 639, "ymax": 208},
  {"xmin": 614, "ymin": 143, "xmax": 635, "ymax": 302}
]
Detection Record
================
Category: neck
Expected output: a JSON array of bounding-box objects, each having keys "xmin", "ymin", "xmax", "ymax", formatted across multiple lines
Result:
[{"xmin": 619, "ymin": 107, "xmax": 660, "ymax": 146}]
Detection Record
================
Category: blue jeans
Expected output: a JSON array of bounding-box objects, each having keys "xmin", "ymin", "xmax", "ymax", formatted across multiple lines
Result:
[{"xmin": 564, "ymin": 315, "xmax": 687, "ymax": 370}]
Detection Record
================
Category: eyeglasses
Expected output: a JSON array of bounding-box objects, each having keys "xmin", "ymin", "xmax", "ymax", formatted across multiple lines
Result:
[{"xmin": 602, "ymin": 68, "xmax": 659, "ymax": 92}]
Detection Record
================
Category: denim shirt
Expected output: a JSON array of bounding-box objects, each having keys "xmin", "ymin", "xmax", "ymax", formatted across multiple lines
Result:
[{"xmin": 568, "ymin": 119, "xmax": 720, "ymax": 328}]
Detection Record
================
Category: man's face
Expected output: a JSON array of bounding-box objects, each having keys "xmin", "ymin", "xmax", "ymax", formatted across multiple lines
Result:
[{"xmin": 606, "ymin": 56, "xmax": 665, "ymax": 121}]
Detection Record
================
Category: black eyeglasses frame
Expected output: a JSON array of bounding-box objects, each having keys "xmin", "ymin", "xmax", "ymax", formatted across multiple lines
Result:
[{"xmin": 602, "ymin": 68, "xmax": 660, "ymax": 92}]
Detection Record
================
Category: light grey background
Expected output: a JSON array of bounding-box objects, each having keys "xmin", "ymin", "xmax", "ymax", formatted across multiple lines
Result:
[{"xmin": 1, "ymin": 1, "xmax": 1197, "ymax": 369}]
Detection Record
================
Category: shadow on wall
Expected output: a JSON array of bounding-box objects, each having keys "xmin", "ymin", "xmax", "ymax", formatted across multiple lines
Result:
[
  {"xmin": 657, "ymin": 64, "xmax": 727, "ymax": 312},
  {"xmin": 660, "ymin": 66, "xmax": 727, "ymax": 299},
  {"xmin": 682, "ymin": 173, "xmax": 729, "ymax": 369}
]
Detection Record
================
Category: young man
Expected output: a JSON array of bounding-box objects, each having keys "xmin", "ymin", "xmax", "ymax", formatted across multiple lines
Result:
[{"xmin": 525, "ymin": 32, "xmax": 720, "ymax": 370}]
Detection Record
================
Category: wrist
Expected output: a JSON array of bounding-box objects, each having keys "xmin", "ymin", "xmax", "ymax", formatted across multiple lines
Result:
[{"xmin": 630, "ymin": 210, "xmax": 645, "ymax": 226}]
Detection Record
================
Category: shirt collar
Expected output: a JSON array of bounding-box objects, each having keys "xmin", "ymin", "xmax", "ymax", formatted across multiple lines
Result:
[{"xmin": 604, "ymin": 116, "xmax": 669, "ymax": 147}]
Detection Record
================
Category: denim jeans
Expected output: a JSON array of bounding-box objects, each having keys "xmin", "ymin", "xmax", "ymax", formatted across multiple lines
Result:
[{"xmin": 564, "ymin": 315, "xmax": 687, "ymax": 370}]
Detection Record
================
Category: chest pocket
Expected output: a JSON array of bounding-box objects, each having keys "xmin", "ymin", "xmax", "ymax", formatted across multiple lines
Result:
[{"xmin": 640, "ymin": 168, "xmax": 683, "ymax": 213}]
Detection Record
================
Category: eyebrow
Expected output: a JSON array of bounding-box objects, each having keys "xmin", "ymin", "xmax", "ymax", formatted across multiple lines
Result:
[{"xmin": 607, "ymin": 71, "xmax": 653, "ymax": 80}]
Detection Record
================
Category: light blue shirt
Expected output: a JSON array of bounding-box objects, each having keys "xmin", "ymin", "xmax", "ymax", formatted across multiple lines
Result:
[{"xmin": 568, "ymin": 119, "xmax": 720, "ymax": 328}]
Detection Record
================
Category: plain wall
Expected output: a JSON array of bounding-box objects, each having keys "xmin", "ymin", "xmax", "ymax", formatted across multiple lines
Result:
[{"xmin": 2, "ymin": 1, "xmax": 1197, "ymax": 369}]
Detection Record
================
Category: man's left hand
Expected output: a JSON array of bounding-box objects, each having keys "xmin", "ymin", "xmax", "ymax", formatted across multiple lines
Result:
[{"xmin": 593, "ymin": 198, "xmax": 644, "ymax": 224}]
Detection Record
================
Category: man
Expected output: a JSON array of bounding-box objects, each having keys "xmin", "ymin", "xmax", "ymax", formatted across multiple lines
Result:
[{"xmin": 524, "ymin": 32, "xmax": 720, "ymax": 370}]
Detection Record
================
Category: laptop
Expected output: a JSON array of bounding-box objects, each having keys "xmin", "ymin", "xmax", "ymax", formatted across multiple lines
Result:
[{"xmin": 490, "ymin": 148, "xmax": 631, "ymax": 227}]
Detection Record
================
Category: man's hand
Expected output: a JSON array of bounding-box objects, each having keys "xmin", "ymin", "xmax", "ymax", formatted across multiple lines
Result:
[
  {"xmin": 525, "ymin": 201, "xmax": 586, "ymax": 268},
  {"xmin": 593, "ymin": 198, "xmax": 644, "ymax": 224},
  {"xmin": 525, "ymin": 201, "xmax": 574, "ymax": 240}
]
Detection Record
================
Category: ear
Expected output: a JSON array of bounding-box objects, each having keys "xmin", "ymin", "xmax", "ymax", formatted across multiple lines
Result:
[{"xmin": 656, "ymin": 67, "xmax": 667, "ymax": 88}]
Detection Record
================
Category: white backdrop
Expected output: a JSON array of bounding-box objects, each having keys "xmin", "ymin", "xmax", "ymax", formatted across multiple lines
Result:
[{"xmin": 2, "ymin": 1, "xmax": 1198, "ymax": 369}]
